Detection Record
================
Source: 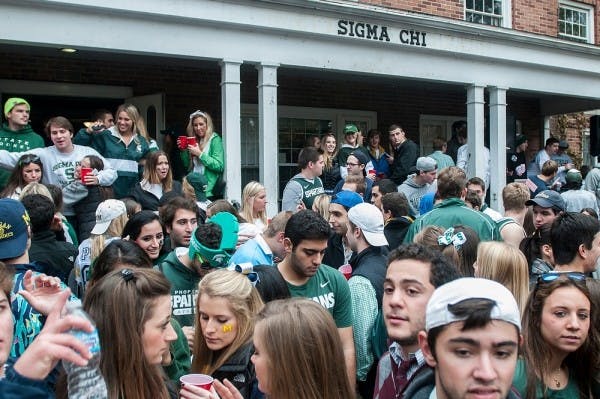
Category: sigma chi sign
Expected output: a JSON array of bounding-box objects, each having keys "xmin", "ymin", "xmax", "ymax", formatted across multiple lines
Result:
[{"xmin": 337, "ymin": 19, "xmax": 428, "ymax": 47}]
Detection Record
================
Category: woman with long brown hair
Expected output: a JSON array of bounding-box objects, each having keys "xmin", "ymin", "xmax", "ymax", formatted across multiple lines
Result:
[
  {"xmin": 320, "ymin": 132, "xmax": 341, "ymax": 194},
  {"xmin": 130, "ymin": 150, "xmax": 182, "ymax": 211},
  {"xmin": 84, "ymin": 268, "xmax": 177, "ymax": 399},
  {"xmin": 513, "ymin": 273, "xmax": 600, "ymax": 398}
]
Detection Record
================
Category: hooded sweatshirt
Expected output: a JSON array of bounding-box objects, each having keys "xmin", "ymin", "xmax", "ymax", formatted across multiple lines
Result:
[
  {"xmin": 156, "ymin": 248, "xmax": 201, "ymax": 327},
  {"xmin": 397, "ymin": 174, "xmax": 436, "ymax": 217},
  {"xmin": 0, "ymin": 123, "xmax": 45, "ymax": 188}
]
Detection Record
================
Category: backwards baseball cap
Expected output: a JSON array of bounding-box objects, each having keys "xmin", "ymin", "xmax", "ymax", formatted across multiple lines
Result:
[
  {"xmin": 0, "ymin": 198, "xmax": 30, "ymax": 260},
  {"xmin": 344, "ymin": 124, "xmax": 359, "ymax": 134},
  {"xmin": 331, "ymin": 190, "xmax": 363, "ymax": 210},
  {"xmin": 186, "ymin": 172, "xmax": 208, "ymax": 202},
  {"xmin": 558, "ymin": 140, "xmax": 569, "ymax": 149},
  {"xmin": 4, "ymin": 97, "xmax": 30, "ymax": 117},
  {"xmin": 188, "ymin": 212, "xmax": 239, "ymax": 268},
  {"xmin": 525, "ymin": 190, "xmax": 565, "ymax": 212},
  {"xmin": 515, "ymin": 134, "xmax": 528, "ymax": 147},
  {"xmin": 348, "ymin": 203, "xmax": 388, "ymax": 247},
  {"xmin": 90, "ymin": 199, "xmax": 127, "ymax": 235},
  {"xmin": 425, "ymin": 277, "xmax": 521, "ymax": 332},
  {"xmin": 349, "ymin": 151, "xmax": 369, "ymax": 166},
  {"xmin": 416, "ymin": 156, "xmax": 437, "ymax": 172},
  {"xmin": 566, "ymin": 169, "xmax": 582, "ymax": 184}
]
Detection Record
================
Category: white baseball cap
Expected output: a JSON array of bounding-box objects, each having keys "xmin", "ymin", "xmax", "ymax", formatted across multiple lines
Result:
[
  {"xmin": 90, "ymin": 199, "xmax": 127, "ymax": 235},
  {"xmin": 347, "ymin": 202, "xmax": 388, "ymax": 247},
  {"xmin": 425, "ymin": 278, "xmax": 521, "ymax": 332}
]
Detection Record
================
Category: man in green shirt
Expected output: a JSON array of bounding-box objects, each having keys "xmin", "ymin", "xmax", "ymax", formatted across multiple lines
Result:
[{"xmin": 277, "ymin": 209, "xmax": 356, "ymax": 390}]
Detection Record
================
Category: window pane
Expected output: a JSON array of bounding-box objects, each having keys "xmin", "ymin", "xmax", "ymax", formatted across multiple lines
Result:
[
  {"xmin": 475, "ymin": 0, "xmax": 484, "ymax": 12},
  {"xmin": 566, "ymin": 23, "xmax": 572, "ymax": 35},
  {"xmin": 559, "ymin": 8, "xmax": 565, "ymax": 20}
]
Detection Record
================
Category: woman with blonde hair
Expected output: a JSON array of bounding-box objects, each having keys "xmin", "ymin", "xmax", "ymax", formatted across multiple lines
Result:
[
  {"xmin": 240, "ymin": 181, "xmax": 268, "ymax": 230},
  {"xmin": 182, "ymin": 110, "xmax": 224, "ymax": 200},
  {"xmin": 74, "ymin": 103, "xmax": 156, "ymax": 198},
  {"xmin": 182, "ymin": 269, "xmax": 263, "ymax": 399},
  {"xmin": 320, "ymin": 132, "xmax": 341, "ymax": 194},
  {"xmin": 473, "ymin": 241, "xmax": 530, "ymax": 316},
  {"xmin": 130, "ymin": 150, "xmax": 182, "ymax": 211},
  {"xmin": 74, "ymin": 199, "xmax": 128, "ymax": 297},
  {"xmin": 83, "ymin": 267, "xmax": 177, "ymax": 399},
  {"xmin": 311, "ymin": 193, "xmax": 331, "ymax": 221},
  {"xmin": 212, "ymin": 298, "xmax": 354, "ymax": 399}
]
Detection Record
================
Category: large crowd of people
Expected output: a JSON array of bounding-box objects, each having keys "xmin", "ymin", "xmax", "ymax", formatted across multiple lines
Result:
[{"xmin": 1, "ymin": 97, "xmax": 600, "ymax": 399}]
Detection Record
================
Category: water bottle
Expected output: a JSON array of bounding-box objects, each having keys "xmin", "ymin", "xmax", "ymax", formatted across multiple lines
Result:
[{"xmin": 62, "ymin": 302, "xmax": 108, "ymax": 399}]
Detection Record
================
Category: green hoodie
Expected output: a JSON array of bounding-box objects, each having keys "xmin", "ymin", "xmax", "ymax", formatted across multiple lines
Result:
[
  {"xmin": 156, "ymin": 250, "xmax": 201, "ymax": 327},
  {"xmin": 0, "ymin": 123, "xmax": 45, "ymax": 188}
]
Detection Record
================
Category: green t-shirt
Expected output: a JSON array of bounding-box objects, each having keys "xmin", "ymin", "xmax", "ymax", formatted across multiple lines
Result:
[
  {"xmin": 513, "ymin": 358, "xmax": 581, "ymax": 398},
  {"xmin": 286, "ymin": 264, "xmax": 353, "ymax": 328}
]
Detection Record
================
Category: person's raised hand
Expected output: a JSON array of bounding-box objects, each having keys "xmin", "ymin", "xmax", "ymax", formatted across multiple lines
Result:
[{"xmin": 18, "ymin": 270, "xmax": 63, "ymax": 316}]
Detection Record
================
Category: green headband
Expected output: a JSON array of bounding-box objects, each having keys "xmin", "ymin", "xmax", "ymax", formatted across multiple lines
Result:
[{"xmin": 188, "ymin": 212, "xmax": 239, "ymax": 268}]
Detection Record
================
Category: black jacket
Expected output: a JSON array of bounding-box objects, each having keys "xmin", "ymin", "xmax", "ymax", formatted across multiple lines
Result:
[
  {"xmin": 212, "ymin": 342, "xmax": 260, "ymax": 399},
  {"xmin": 389, "ymin": 139, "xmax": 419, "ymax": 185},
  {"xmin": 323, "ymin": 233, "xmax": 345, "ymax": 269},
  {"xmin": 28, "ymin": 230, "xmax": 77, "ymax": 283},
  {"xmin": 350, "ymin": 245, "xmax": 388, "ymax": 307},
  {"xmin": 384, "ymin": 217, "xmax": 413, "ymax": 251},
  {"xmin": 130, "ymin": 180, "xmax": 183, "ymax": 212},
  {"xmin": 322, "ymin": 158, "xmax": 342, "ymax": 192},
  {"xmin": 73, "ymin": 185, "xmax": 105, "ymax": 241}
]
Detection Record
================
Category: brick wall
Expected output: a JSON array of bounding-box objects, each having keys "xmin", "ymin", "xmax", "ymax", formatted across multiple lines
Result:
[{"xmin": 354, "ymin": 0, "xmax": 599, "ymax": 45}]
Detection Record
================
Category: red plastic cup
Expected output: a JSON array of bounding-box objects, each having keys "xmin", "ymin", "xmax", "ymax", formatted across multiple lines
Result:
[
  {"xmin": 177, "ymin": 136, "xmax": 188, "ymax": 150},
  {"xmin": 368, "ymin": 169, "xmax": 376, "ymax": 176},
  {"xmin": 187, "ymin": 137, "xmax": 197, "ymax": 146},
  {"xmin": 80, "ymin": 168, "xmax": 92, "ymax": 183},
  {"xmin": 338, "ymin": 264, "xmax": 352, "ymax": 280},
  {"xmin": 180, "ymin": 374, "xmax": 213, "ymax": 390}
]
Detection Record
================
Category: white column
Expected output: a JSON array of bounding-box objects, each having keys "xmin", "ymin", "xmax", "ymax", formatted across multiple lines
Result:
[
  {"xmin": 257, "ymin": 62, "xmax": 279, "ymax": 217},
  {"xmin": 543, "ymin": 116, "xmax": 551, "ymax": 142},
  {"xmin": 466, "ymin": 84, "xmax": 486, "ymax": 184},
  {"xmin": 489, "ymin": 86, "xmax": 507, "ymax": 211},
  {"xmin": 220, "ymin": 59, "xmax": 242, "ymax": 202}
]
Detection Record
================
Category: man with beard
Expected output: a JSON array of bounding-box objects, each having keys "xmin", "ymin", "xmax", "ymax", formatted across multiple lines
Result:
[
  {"xmin": 373, "ymin": 243, "xmax": 459, "ymax": 399},
  {"xmin": 277, "ymin": 210, "xmax": 356, "ymax": 389}
]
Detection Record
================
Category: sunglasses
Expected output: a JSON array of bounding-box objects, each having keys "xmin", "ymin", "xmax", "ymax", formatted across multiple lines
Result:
[
  {"xmin": 18, "ymin": 154, "xmax": 40, "ymax": 166},
  {"xmin": 536, "ymin": 272, "xmax": 586, "ymax": 286}
]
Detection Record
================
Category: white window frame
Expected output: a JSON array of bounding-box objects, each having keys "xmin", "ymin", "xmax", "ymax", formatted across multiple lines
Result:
[
  {"xmin": 464, "ymin": 0, "xmax": 512, "ymax": 29},
  {"xmin": 558, "ymin": 0, "xmax": 595, "ymax": 44}
]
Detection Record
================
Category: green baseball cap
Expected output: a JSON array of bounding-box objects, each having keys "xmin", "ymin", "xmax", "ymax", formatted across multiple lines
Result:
[
  {"xmin": 186, "ymin": 172, "xmax": 208, "ymax": 202},
  {"xmin": 4, "ymin": 98, "xmax": 30, "ymax": 117},
  {"xmin": 344, "ymin": 124, "xmax": 359, "ymax": 134}
]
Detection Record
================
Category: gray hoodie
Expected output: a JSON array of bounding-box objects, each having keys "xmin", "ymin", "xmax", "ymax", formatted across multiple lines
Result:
[{"xmin": 397, "ymin": 174, "xmax": 437, "ymax": 217}]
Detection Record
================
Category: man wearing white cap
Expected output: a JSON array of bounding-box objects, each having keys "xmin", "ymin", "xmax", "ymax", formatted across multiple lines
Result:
[
  {"xmin": 397, "ymin": 156, "xmax": 438, "ymax": 217},
  {"xmin": 415, "ymin": 278, "xmax": 522, "ymax": 399},
  {"xmin": 345, "ymin": 202, "xmax": 389, "ymax": 398}
]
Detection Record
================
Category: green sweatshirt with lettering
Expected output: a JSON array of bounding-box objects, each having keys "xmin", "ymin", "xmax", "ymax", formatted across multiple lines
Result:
[
  {"xmin": 156, "ymin": 250, "xmax": 201, "ymax": 327},
  {"xmin": 0, "ymin": 123, "xmax": 45, "ymax": 188}
]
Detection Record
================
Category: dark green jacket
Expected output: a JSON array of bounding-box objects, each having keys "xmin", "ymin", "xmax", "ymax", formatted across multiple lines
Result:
[
  {"xmin": 181, "ymin": 133, "xmax": 224, "ymax": 197},
  {"xmin": 163, "ymin": 318, "xmax": 191, "ymax": 383},
  {"xmin": 403, "ymin": 198, "xmax": 501, "ymax": 243}
]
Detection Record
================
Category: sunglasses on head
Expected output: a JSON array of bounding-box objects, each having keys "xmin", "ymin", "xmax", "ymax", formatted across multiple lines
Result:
[
  {"xmin": 536, "ymin": 272, "xmax": 586, "ymax": 286},
  {"xmin": 18, "ymin": 154, "xmax": 40, "ymax": 166}
]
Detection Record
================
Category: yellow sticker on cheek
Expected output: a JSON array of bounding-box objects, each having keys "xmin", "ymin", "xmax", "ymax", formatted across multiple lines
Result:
[{"xmin": 222, "ymin": 324, "xmax": 233, "ymax": 333}]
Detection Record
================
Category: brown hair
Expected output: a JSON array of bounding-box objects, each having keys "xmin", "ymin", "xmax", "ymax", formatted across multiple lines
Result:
[
  {"xmin": 437, "ymin": 166, "xmax": 467, "ymax": 199},
  {"xmin": 45, "ymin": 116, "xmax": 74, "ymax": 136},
  {"xmin": 255, "ymin": 298, "xmax": 353, "ymax": 399},
  {"xmin": 142, "ymin": 150, "xmax": 173, "ymax": 191},
  {"xmin": 541, "ymin": 160, "xmax": 558, "ymax": 177},
  {"xmin": 84, "ymin": 268, "xmax": 172, "ymax": 399},
  {"xmin": 0, "ymin": 261, "xmax": 14, "ymax": 300},
  {"xmin": 522, "ymin": 276, "xmax": 600, "ymax": 399}
]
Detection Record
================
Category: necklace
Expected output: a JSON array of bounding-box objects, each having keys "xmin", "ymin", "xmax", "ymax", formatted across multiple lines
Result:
[{"xmin": 550, "ymin": 366, "xmax": 563, "ymax": 388}]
